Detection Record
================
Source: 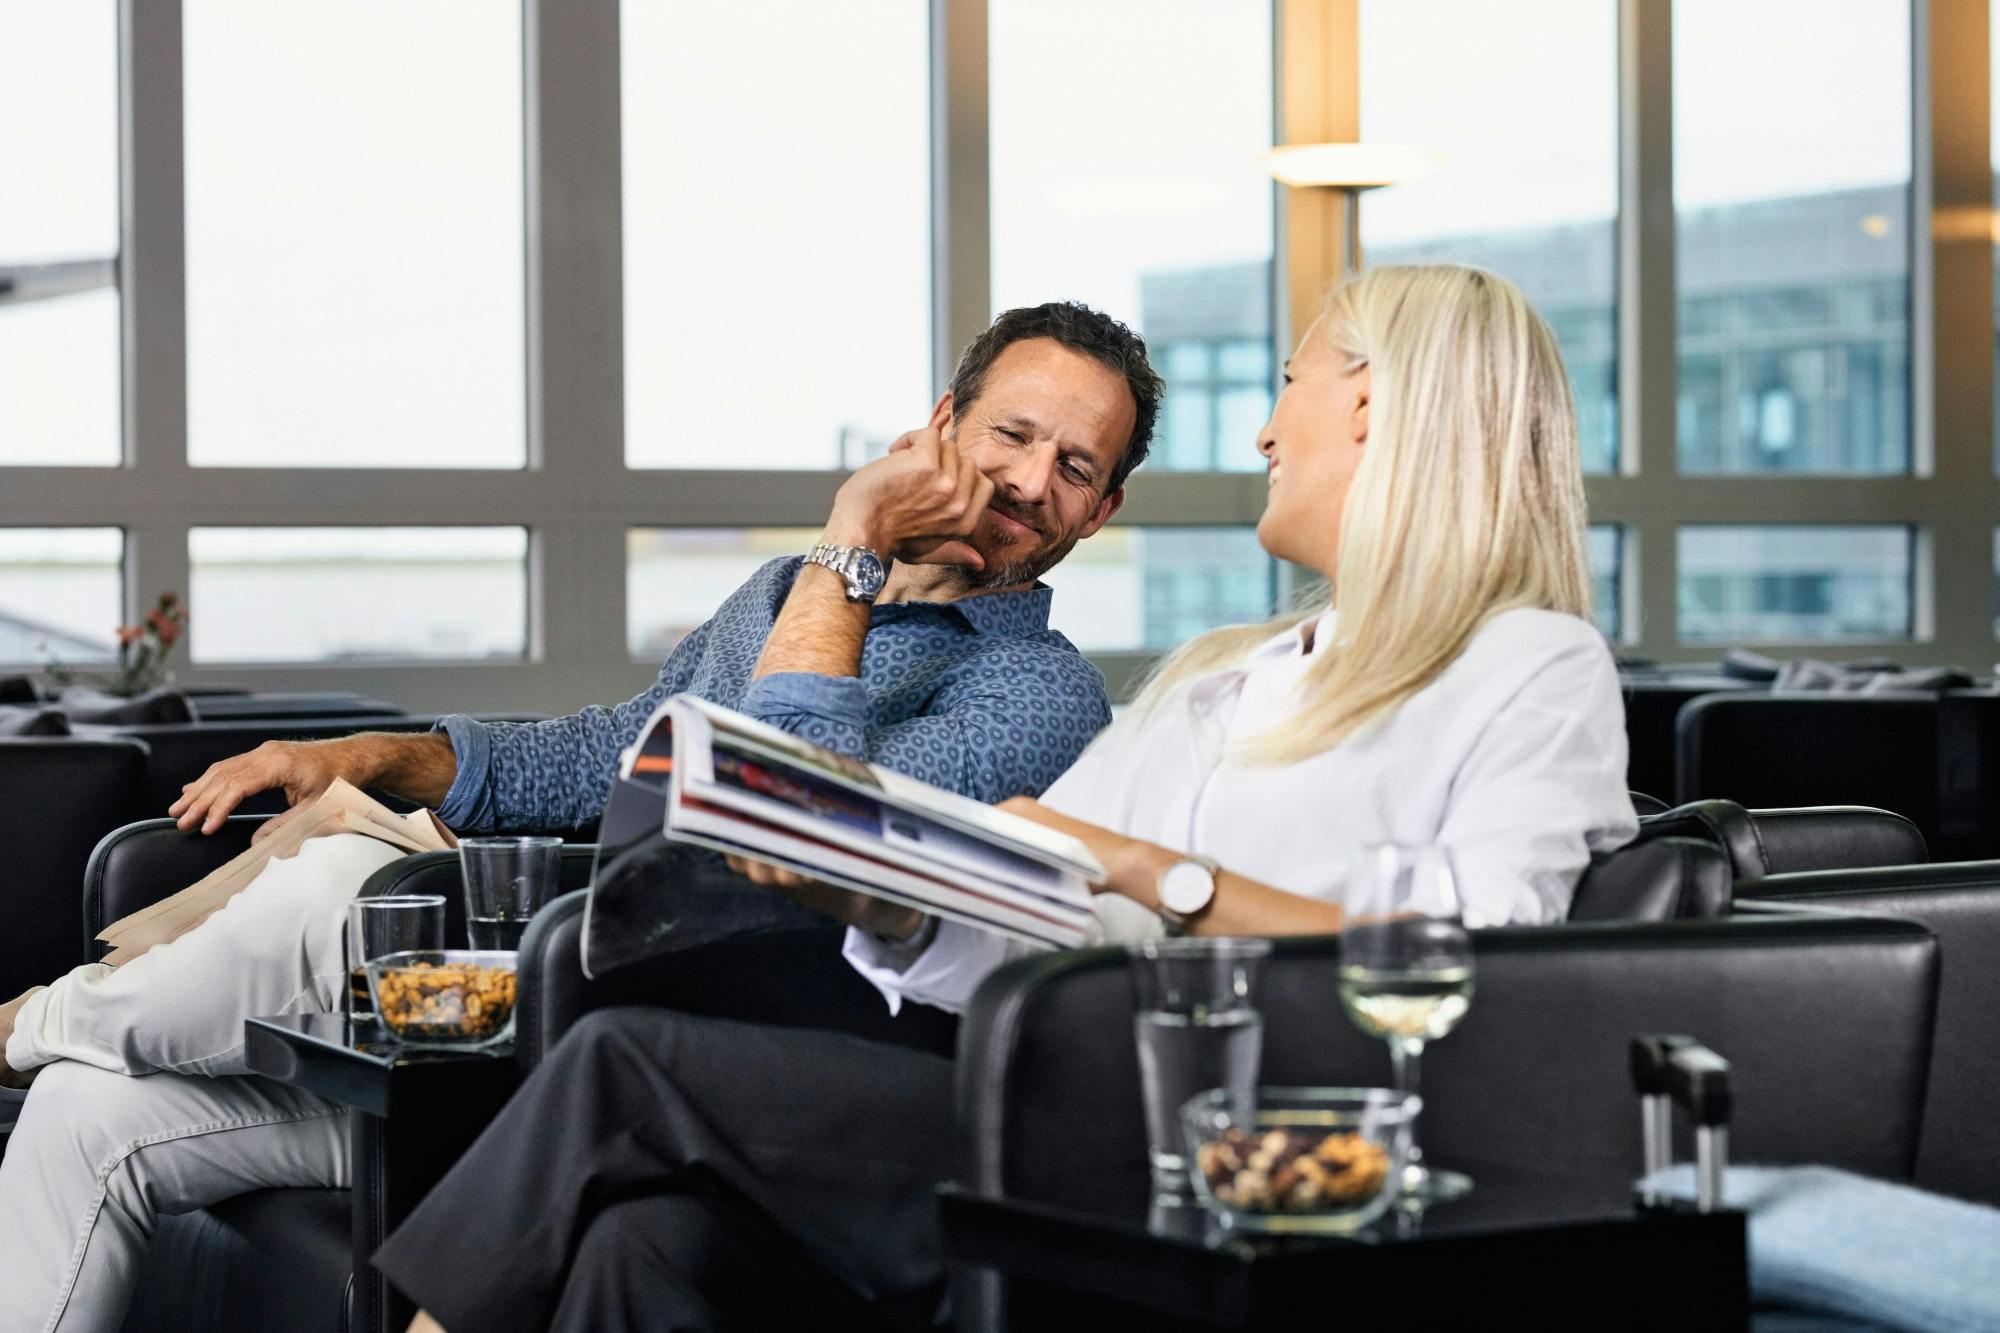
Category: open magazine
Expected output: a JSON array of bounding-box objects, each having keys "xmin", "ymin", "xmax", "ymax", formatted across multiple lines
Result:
[{"xmin": 581, "ymin": 695, "xmax": 1103, "ymax": 978}]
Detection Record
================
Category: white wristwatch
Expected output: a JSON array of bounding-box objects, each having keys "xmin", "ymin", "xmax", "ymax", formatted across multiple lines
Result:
[{"xmin": 1157, "ymin": 854, "xmax": 1221, "ymax": 936}]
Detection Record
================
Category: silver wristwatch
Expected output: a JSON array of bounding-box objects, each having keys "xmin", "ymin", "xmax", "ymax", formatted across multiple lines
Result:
[
  {"xmin": 1157, "ymin": 854, "xmax": 1221, "ymax": 936},
  {"xmin": 804, "ymin": 542, "xmax": 888, "ymax": 603}
]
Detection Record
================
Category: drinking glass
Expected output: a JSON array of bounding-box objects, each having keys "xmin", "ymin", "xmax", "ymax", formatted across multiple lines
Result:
[
  {"xmin": 459, "ymin": 836, "xmax": 562, "ymax": 951},
  {"xmin": 1129, "ymin": 937, "xmax": 1271, "ymax": 1203},
  {"xmin": 1337, "ymin": 844, "xmax": 1475, "ymax": 1203},
  {"xmin": 346, "ymin": 894, "xmax": 446, "ymax": 1021}
]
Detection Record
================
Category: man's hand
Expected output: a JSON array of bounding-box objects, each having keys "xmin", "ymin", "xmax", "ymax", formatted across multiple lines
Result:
[
  {"xmin": 168, "ymin": 732, "xmax": 457, "ymax": 841},
  {"xmin": 824, "ymin": 427, "xmax": 996, "ymax": 570},
  {"xmin": 0, "ymin": 987, "xmax": 46, "ymax": 1090},
  {"xmin": 722, "ymin": 855, "xmax": 927, "ymax": 941}
]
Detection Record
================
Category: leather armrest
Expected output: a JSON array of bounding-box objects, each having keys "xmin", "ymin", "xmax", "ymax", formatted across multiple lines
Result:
[
  {"xmin": 83, "ymin": 815, "xmax": 269, "ymax": 957},
  {"xmin": 1567, "ymin": 835, "xmax": 1732, "ymax": 921}
]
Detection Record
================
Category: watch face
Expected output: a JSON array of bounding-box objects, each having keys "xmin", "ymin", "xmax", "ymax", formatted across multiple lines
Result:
[
  {"xmin": 851, "ymin": 550, "xmax": 886, "ymax": 598},
  {"xmin": 1160, "ymin": 859, "xmax": 1216, "ymax": 915}
]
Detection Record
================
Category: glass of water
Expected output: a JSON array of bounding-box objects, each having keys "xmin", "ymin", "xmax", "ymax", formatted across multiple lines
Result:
[
  {"xmin": 1338, "ymin": 844, "xmax": 1475, "ymax": 1203},
  {"xmin": 1130, "ymin": 936, "xmax": 1271, "ymax": 1203},
  {"xmin": 347, "ymin": 894, "xmax": 446, "ymax": 1022},
  {"xmin": 459, "ymin": 836, "xmax": 563, "ymax": 951}
]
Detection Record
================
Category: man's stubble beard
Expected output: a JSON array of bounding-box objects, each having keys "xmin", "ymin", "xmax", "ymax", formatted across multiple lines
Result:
[{"xmin": 959, "ymin": 524, "xmax": 1085, "ymax": 591}]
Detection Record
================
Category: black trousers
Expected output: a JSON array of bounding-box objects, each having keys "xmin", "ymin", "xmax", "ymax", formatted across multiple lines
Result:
[{"xmin": 371, "ymin": 1007, "xmax": 958, "ymax": 1333}]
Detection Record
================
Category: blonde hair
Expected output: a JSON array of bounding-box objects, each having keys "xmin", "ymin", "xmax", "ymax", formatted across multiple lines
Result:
[{"xmin": 1130, "ymin": 263, "xmax": 1592, "ymax": 765}]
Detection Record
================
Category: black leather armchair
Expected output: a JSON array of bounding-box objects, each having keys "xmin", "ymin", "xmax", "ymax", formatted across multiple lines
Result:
[
  {"xmin": 1739, "ymin": 862, "xmax": 2000, "ymax": 1206},
  {"xmin": 953, "ymin": 913, "xmax": 1940, "ymax": 1330},
  {"xmin": 1639, "ymin": 799, "xmax": 1928, "ymax": 882},
  {"xmin": 1675, "ymin": 691, "xmax": 1996, "ymax": 859},
  {"xmin": 958, "ymin": 913, "xmax": 1938, "ymax": 1204},
  {"xmin": 1, "ymin": 735, "xmax": 148, "ymax": 995}
]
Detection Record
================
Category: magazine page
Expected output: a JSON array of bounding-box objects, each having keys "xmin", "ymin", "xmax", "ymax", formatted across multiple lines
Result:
[
  {"xmin": 675, "ymin": 695, "xmax": 1103, "ymax": 880},
  {"xmin": 690, "ymin": 733, "xmax": 1092, "ymax": 916},
  {"xmin": 665, "ymin": 802, "xmax": 1085, "ymax": 948}
]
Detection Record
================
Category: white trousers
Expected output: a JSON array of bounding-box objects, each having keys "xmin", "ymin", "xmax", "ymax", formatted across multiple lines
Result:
[{"xmin": 0, "ymin": 834, "xmax": 404, "ymax": 1333}]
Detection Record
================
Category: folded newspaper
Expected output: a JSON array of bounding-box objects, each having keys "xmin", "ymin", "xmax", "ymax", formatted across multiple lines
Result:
[
  {"xmin": 95, "ymin": 778, "xmax": 455, "ymax": 966},
  {"xmin": 581, "ymin": 695, "xmax": 1102, "ymax": 977}
]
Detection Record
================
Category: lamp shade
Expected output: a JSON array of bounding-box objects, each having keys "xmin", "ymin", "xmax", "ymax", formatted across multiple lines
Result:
[{"xmin": 1266, "ymin": 143, "xmax": 1444, "ymax": 189}]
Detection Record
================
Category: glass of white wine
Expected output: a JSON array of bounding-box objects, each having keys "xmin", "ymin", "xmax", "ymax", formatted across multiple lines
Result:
[{"xmin": 1337, "ymin": 844, "xmax": 1475, "ymax": 1203}]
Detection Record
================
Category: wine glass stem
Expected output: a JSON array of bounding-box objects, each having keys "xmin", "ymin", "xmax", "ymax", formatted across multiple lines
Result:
[{"xmin": 1391, "ymin": 1036, "xmax": 1427, "ymax": 1174}]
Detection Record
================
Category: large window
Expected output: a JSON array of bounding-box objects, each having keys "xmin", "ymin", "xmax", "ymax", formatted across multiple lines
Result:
[
  {"xmin": 1587, "ymin": 526, "xmax": 1623, "ymax": 643},
  {"xmin": 1041, "ymin": 528, "xmax": 1277, "ymax": 653},
  {"xmin": 626, "ymin": 528, "xmax": 819, "ymax": 659},
  {"xmin": 621, "ymin": 1, "xmax": 930, "ymax": 469},
  {"xmin": 183, "ymin": 0, "xmax": 524, "ymax": 468},
  {"xmin": 1359, "ymin": 0, "xmax": 1619, "ymax": 474},
  {"xmin": 0, "ymin": 528, "xmax": 122, "ymax": 664},
  {"xmin": 189, "ymin": 528, "xmax": 528, "ymax": 663},
  {"xmin": 1678, "ymin": 526, "xmax": 1913, "ymax": 644},
  {"xmin": 991, "ymin": 0, "xmax": 1275, "ymax": 473},
  {"xmin": 1673, "ymin": 1, "xmax": 1912, "ymax": 476},
  {"xmin": 10, "ymin": 6, "xmax": 1999, "ymax": 698},
  {"xmin": 0, "ymin": 3, "xmax": 120, "ymax": 466}
]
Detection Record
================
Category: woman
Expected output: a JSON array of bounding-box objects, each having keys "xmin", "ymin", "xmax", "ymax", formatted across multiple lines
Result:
[
  {"xmin": 380, "ymin": 265, "xmax": 1635, "ymax": 1332},
  {"xmin": 840, "ymin": 260, "xmax": 1634, "ymax": 1011}
]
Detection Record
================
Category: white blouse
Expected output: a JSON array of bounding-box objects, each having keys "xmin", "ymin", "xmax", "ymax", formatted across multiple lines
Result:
[{"xmin": 844, "ymin": 606, "xmax": 1639, "ymax": 1014}]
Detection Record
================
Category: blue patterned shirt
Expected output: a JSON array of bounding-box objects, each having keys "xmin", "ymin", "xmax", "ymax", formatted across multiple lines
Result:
[{"xmin": 433, "ymin": 557, "xmax": 1112, "ymax": 832}]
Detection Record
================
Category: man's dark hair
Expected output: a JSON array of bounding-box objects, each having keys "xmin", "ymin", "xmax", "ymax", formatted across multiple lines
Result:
[{"xmin": 947, "ymin": 302, "xmax": 1163, "ymax": 495}]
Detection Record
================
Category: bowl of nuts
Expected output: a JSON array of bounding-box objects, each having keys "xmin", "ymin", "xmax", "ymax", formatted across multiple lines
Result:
[
  {"xmin": 366, "ymin": 950, "xmax": 519, "ymax": 1047},
  {"xmin": 1182, "ymin": 1087, "xmax": 1419, "ymax": 1232}
]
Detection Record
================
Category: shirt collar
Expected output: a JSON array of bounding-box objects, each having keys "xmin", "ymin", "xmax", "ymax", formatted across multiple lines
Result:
[
  {"xmin": 876, "ymin": 582, "xmax": 1055, "ymax": 637},
  {"xmin": 1244, "ymin": 607, "xmax": 1337, "ymax": 665}
]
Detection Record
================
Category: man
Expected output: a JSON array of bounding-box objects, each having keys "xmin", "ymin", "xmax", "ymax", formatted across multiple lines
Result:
[{"xmin": 0, "ymin": 301, "xmax": 1162, "ymax": 1333}]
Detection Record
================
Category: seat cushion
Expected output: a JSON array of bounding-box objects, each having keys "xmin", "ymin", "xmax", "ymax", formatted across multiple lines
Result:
[{"xmin": 120, "ymin": 1188, "xmax": 350, "ymax": 1333}]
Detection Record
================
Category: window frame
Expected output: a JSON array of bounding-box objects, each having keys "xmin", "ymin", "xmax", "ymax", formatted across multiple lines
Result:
[{"xmin": 4, "ymin": 0, "xmax": 1993, "ymax": 713}]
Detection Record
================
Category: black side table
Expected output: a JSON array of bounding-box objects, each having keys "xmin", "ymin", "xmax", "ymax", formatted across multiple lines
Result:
[
  {"xmin": 245, "ymin": 1014, "xmax": 521, "ymax": 1333},
  {"xmin": 939, "ymin": 1170, "xmax": 1748, "ymax": 1332}
]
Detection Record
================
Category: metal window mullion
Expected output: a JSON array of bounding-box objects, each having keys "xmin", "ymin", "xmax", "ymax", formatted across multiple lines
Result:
[
  {"xmin": 1916, "ymin": 0, "xmax": 1994, "ymax": 661},
  {"xmin": 527, "ymin": 0, "xmax": 625, "ymax": 668},
  {"xmin": 119, "ymin": 0, "xmax": 190, "ymax": 623},
  {"xmin": 932, "ymin": 0, "xmax": 989, "ymax": 394},
  {"xmin": 1618, "ymin": 0, "xmax": 1676, "ymax": 656}
]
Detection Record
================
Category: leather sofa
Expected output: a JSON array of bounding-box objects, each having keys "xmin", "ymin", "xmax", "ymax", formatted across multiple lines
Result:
[
  {"xmin": 951, "ymin": 913, "xmax": 1941, "ymax": 1331},
  {"xmin": 1738, "ymin": 862, "xmax": 2000, "ymax": 1207},
  {"xmin": 1676, "ymin": 691, "xmax": 1999, "ymax": 860},
  {"xmin": 0, "ymin": 735, "xmax": 148, "ymax": 996},
  {"xmin": 92, "ymin": 824, "xmax": 596, "ymax": 1333},
  {"xmin": 45, "ymin": 811, "xmax": 1937, "ymax": 1329}
]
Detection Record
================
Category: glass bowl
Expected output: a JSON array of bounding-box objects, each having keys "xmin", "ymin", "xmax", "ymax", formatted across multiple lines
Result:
[
  {"xmin": 1181, "ymin": 1086, "xmax": 1419, "ymax": 1233},
  {"xmin": 365, "ymin": 949, "xmax": 519, "ymax": 1047}
]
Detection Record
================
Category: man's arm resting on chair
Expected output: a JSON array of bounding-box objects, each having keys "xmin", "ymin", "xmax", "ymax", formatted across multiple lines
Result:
[{"xmin": 168, "ymin": 730, "xmax": 460, "ymax": 840}]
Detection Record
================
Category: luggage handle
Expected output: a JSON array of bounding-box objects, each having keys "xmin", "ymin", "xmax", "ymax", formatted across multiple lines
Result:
[{"xmin": 1631, "ymin": 1034, "xmax": 1732, "ymax": 1212}]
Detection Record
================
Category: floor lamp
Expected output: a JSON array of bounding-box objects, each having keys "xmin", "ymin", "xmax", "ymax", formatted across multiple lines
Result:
[{"xmin": 1266, "ymin": 143, "xmax": 1444, "ymax": 276}]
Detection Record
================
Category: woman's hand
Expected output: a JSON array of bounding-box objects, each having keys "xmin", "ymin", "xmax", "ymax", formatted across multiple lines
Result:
[
  {"xmin": 721, "ymin": 855, "xmax": 928, "ymax": 941},
  {"xmin": 997, "ymin": 796, "xmax": 1173, "ymax": 907}
]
